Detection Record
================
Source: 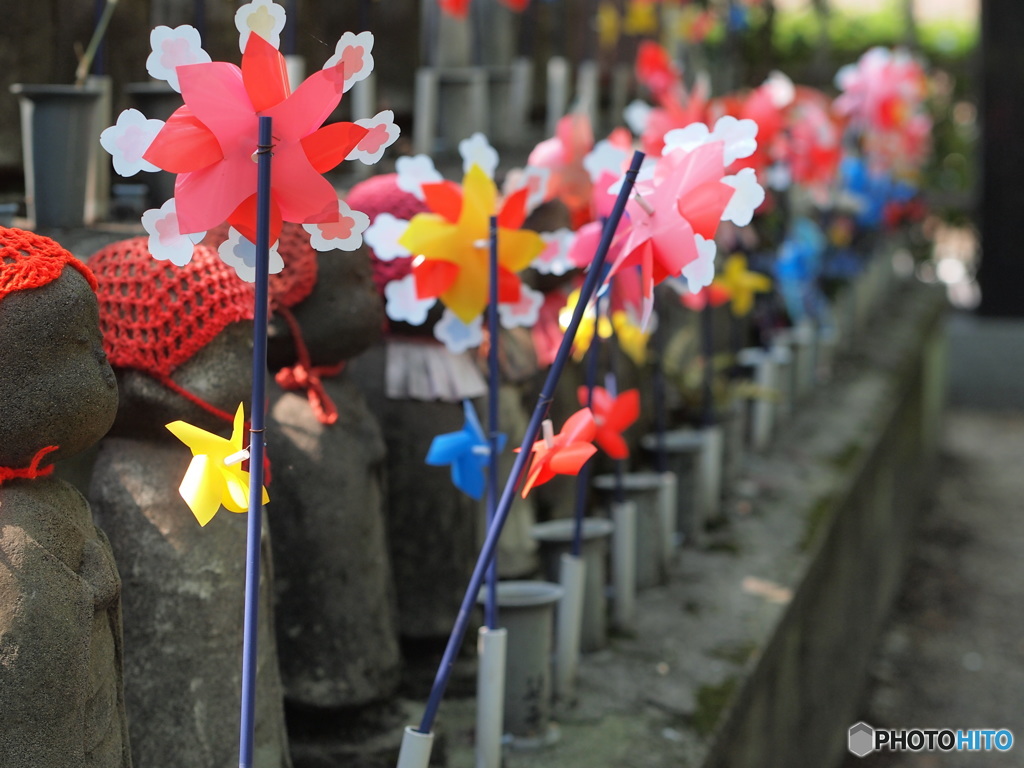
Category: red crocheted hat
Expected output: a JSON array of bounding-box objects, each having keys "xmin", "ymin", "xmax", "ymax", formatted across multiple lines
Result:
[
  {"xmin": 91, "ymin": 237, "xmax": 254, "ymax": 376},
  {"xmin": 202, "ymin": 222, "xmax": 318, "ymax": 311},
  {"xmin": 90, "ymin": 237, "xmax": 254, "ymax": 422},
  {"xmin": 345, "ymin": 174, "xmax": 428, "ymax": 296},
  {"xmin": 0, "ymin": 226, "xmax": 97, "ymax": 303}
]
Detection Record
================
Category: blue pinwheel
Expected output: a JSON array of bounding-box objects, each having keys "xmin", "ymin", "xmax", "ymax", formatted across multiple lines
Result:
[
  {"xmin": 426, "ymin": 400, "xmax": 507, "ymax": 500},
  {"xmin": 776, "ymin": 217, "xmax": 828, "ymax": 323}
]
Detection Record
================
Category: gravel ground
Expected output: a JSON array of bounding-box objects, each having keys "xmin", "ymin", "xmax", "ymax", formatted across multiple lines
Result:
[{"xmin": 841, "ymin": 409, "xmax": 1024, "ymax": 768}]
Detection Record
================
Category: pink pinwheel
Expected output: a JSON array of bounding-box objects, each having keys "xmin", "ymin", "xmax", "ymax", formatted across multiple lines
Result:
[
  {"xmin": 528, "ymin": 112, "xmax": 595, "ymax": 228},
  {"xmin": 609, "ymin": 140, "xmax": 736, "ymax": 323},
  {"xmin": 632, "ymin": 41, "xmax": 710, "ymax": 157},
  {"xmin": 577, "ymin": 386, "xmax": 640, "ymax": 460},
  {"xmin": 142, "ymin": 32, "xmax": 369, "ymax": 246},
  {"xmin": 518, "ymin": 409, "xmax": 598, "ymax": 498}
]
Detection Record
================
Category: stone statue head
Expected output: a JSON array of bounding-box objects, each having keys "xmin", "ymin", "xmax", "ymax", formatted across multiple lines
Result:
[
  {"xmin": 0, "ymin": 227, "xmax": 119, "ymax": 468},
  {"xmin": 89, "ymin": 238, "xmax": 255, "ymax": 439}
]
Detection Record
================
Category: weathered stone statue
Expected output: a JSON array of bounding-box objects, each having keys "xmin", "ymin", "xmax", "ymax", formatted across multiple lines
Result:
[
  {"xmin": 0, "ymin": 227, "xmax": 129, "ymax": 767},
  {"xmin": 87, "ymin": 238, "xmax": 291, "ymax": 768},
  {"xmin": 251, "ymin": 224, "xmax": 402, "ymax": 712},
  {"xmin": 345, "ymin": 174, "xmax": 488, "ymax": 643}
]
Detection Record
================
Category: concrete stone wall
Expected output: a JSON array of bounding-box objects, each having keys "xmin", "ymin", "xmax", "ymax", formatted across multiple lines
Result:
[{"xmin": 701, "ymin": 287, "xmax": 947, "ymax": 768}]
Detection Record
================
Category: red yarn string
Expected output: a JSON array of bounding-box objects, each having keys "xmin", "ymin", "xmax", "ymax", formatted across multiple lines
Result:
[
  {"xmin": 273, "ymin": 307, "xmax": 345, "ymax": 425},
  {"xmin": 0, "ymin": 445, "xmax": 59, "ymax": 485}
]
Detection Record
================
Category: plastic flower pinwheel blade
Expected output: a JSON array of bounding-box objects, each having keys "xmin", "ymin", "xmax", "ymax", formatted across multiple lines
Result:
[
  {"xmin": 425, "ymin": 400, "xmax": 506, "ymax": 500},
  {"xmin": 106, "ymin": 17, "xmax": 396, "ymax": 278},
  {"xmin": 166, "ymin": 403, "xmax": 269, "ymax": 526},
  {"xmin": 519, "ymin": 409, "xmax": 598, "ymax": 498},
  {"xmin": 399, "ymin": 163, "xmax": 545, "ymax": 324},
  {"xmin": 578, "ymin": 386, "xmax": 640, "ymax": 460}
]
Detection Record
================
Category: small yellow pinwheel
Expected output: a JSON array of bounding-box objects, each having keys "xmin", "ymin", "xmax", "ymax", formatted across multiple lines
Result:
[
  {"xmin": 166, "ymin": 403, "xmax": 269, "ymax": 527},
  {"xmin": 714, "ymin": 254, "xmax": 772, "ymax": 318}
]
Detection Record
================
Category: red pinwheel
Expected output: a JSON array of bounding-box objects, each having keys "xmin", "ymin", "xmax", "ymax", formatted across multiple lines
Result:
[
  {"xmin": 610, "ymin": 140, "xmax": 736, "ymax": 322},
  {"xmin": 577, "ymin": 386, "xmax": 640, "ymax": 460},
  {"xmin": 519, "ymin": 409, "xmax": 598, "ymax": 498},
  {"xmin": 142, "ymin": 33, "xmax": 368, "ymax": 246}
]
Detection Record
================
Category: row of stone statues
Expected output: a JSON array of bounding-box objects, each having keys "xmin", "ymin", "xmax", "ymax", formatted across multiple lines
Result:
[{"xmin": 0, "ymin": 172, "xmax": 587, "ymax": 767}]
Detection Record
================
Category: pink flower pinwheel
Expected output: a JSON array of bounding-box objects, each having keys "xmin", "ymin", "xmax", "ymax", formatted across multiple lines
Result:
[
  {"xmin": 528, "ymin": 112, "xmax": 595, "ymax": 227},
  {"xmin": 519, "ymin": 409, "xmax": 598, "ymax": 498},
  {"xmin": 576, "ymin": 386, "xmax": 640, "ymax": 460},
  {"xmin": 142, "ymin": 32, "xmax": 369, "ymax": 247},
  {"xmin": 609, "ymin": 140, "xmax": 736, "ymax": 323}
]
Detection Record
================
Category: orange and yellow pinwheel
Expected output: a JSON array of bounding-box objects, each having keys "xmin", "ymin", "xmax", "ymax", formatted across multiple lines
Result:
[
  {"xmin": 398, "ymin": 164, "xmax": 545, "ymax": 323},
  {"xmin": 166, "ymin": 403, "xmax": 269, "ymax": 526}
]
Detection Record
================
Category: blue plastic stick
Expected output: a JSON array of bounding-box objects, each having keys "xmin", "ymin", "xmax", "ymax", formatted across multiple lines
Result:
[
  {"xmin": 238, "ymin": 115, "xmax": 273, "ymax": 768},
  {"xmin": 416, "ymin": 150, "xmax": 645, "ymax": 736},
  {"xmin": 571, "ymin": 292, "xmax": 602, "ymax": 557},
  {"xmin": 485, "ymin": 216, "xmax": 500, "ymax": 631}
]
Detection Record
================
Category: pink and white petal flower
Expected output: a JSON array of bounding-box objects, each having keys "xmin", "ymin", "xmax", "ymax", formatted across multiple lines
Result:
[
  {"xmin": 101, "ymin": 109, "xmax": 164, "ymax": 177},
  {"xmin": 710, "ymin": 116, "xmax": 759, "ymax": 165},
  {"xmin": 347, "ymin": 110, "xmax": 400, "ymax": 165},
  {"xmin": 583, "ymin": 140, "xmax": 629, "ymax": 184},
  {"xmin": 384, "ymin": 273, "xmax": 436, "ymax": 326},
  {"xmin": 663, "ymin": 122, "xmax": 711, "ymax": 155},
  {"xmin": 681, "ymin": 235, "xmax": 716, "ymax": 293},
  {"xmin": 141, "ymin": 199, "xmax": 205, "ymax": 267},
  {"xmin": 364, "ymin": 213, "xmax": 412, "ymax": 261},
  {"xmin": 499, "ymin": 285, "xmax": 545, "ymax": 329},
  {"xmin": 531, "ymin": 228, "xmax": 577, "ymax": 276},
  {"xmin": 235, "ymin": 0, "xmax": 287, "ymax": 53},
  {"xmin": 434, "ymin": 309, "xmax": 484, "ymax": 354},
  {"xmin": 504, "ymin": 166, "xmax": 551, "ymax": 213},
  {"xmin": 459, "ymin": 133, "xmax": 499, "ymax": 178},
  {"xmin": 146, "ymin": 25, "xmax": 211, "ymax": 92},
  {"xmin": 623, "ymin": 99, "xmax": 652, "ymax": 136},
  {"xmin": 323, "ymin": 31, "xmax": 375, "ymax": 92},
  {"xmin": 303, "ymin": 199, "xmax": 370, "ymax": 252},
  {"xmin": 217, "ymin": 227, "xmax": 284, "ymax": 283},
  {"xmin": 395, "ymin": 155, "xmax": 443, "ymax": 200},
  {"xmin": 721, "ymin": 167, "xmax": 765, "ymax": 226}
]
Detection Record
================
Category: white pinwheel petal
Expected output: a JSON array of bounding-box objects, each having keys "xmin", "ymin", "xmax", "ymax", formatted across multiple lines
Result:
[
  {"xmin": 682, "ymin": 235, "xmax": 717, "ymax": 293},
  {"xmin": 217, "ymin": 228, "xmax": 283, "ymax": 283},
  {"xmin": 323, "ymin": 30, "xmax": 375, "ymax": 92},
  {"xmin": 146, "ymin": 25, "xmax": 211, "ymax": 92},
  {"xmin": 433, "ymin": 310, "xmax": 484, "ymax": 354},
  {"xmin": 235, "ymin": 0, "xmax": 286, "ymax": 52},
  {"xmin": 395, "ymin": 155, "xmax": 442, "ymax": 201},
  {"xmin": 721, "ymin": 167, "xmax": 766, "ymax": 226},
  {"xmin": 498, "ymin": 285, "xmax": 545, "ymax": 329},
  {"xmin": 384, "ymin": 274, "xmax": 436, "ymax": 326},
  {"xmin": 100, "ymin": 109, "xmax": 164, "ymax": 177},
  {"xmin": 347, "ymin": 110, "xmax": 400, "ymax": 165},
  {"xmin": 141, "ymin": 199, "xmax": 204, "ymax": 267},
  {"xmin": 303, "ymin": 199, "xmax": 370, "ymax": 252},
  {"xmin": 364, "ymin": 213, "xmax": 411, "ymax": 261},
  {"xmin": 459, "ymin": 133, "xmax": 499, "ymax": 179}
]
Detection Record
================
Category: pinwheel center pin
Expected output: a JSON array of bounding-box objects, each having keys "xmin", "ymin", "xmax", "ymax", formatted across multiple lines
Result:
[
  {"xmin": 224, "ymin": 448, "xmax": 250, "ymax": 466},
  {"xmin": 633, "ymin": 191, "xmax": 655, "ymax": 215},
  {"xmin": 541, "ymin": 419, "xmax": 556, "ymax": 449}
]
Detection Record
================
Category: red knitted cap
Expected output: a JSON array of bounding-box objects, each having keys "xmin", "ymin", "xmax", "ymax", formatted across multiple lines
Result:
[
  {"xmin": 344, "ymin": 174, "xmax": 428, "ymax": 295},
  {"xmin": 90, "ymin": 237, "xmax": 254, "ymax": 378},
  {"xmin": 0, "ymin": 226, "xmax": 98, "ymax": 303},
  {"xmin": 202, "ymin": 222, "xmax": 318, "ymax": 310}
]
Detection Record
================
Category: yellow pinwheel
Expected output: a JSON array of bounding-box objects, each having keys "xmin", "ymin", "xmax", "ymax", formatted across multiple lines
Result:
[
  {"xmin": 398, "ymin": 164, "xmax": 545, "ymax": 324},
  {"xmin": 166, "ymin": 403, "xmax": 269, "ymax": 527},
  {"xmin": 714, "ymin": 254, "xmax": 772, "ymax": 318}
]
